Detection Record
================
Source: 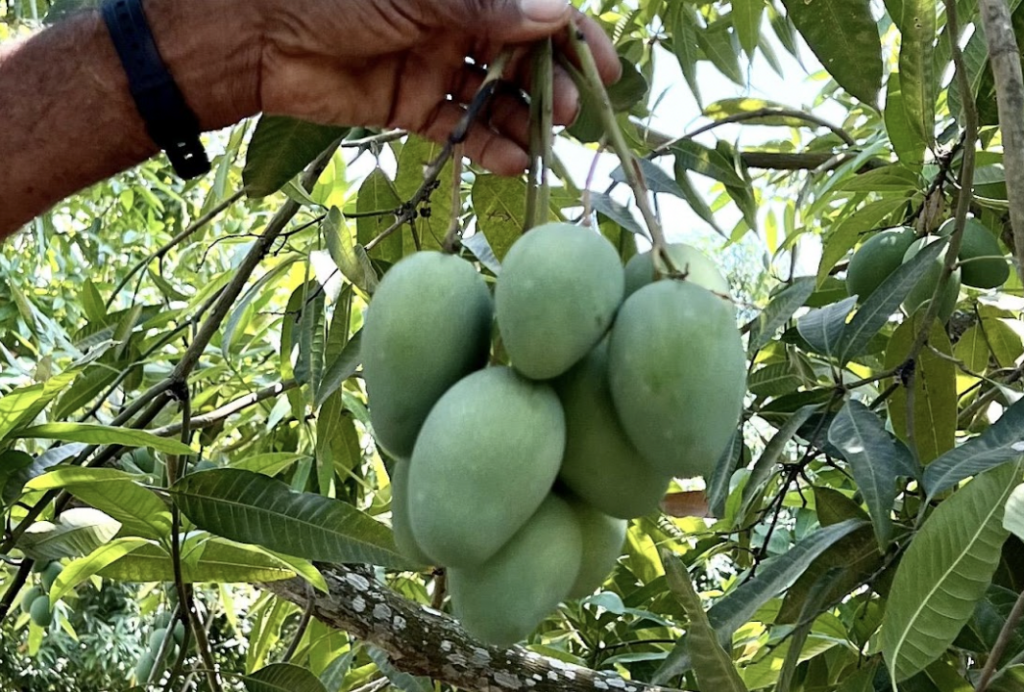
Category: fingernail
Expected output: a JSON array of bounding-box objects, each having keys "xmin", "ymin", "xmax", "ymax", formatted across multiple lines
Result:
[{"xmin": 520, "ymin": 0, "xmax": 568, "ymax": 23}]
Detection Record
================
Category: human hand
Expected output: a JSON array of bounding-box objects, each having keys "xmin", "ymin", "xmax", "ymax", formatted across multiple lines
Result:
[{"xmin": 257, "ymin": 0, "xmax": 622, "ymax": 175}]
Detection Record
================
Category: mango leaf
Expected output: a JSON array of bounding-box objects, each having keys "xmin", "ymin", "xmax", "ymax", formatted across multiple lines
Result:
[
  {"xmin": 17, "ymin": 508, "xmax": 122, "ymax": 561},
  {"xmin": 316, "ymin": 329, "xmax": 362, "ymax": 410},
  {"xmin": 472, "ymin": 175, "xmax": 528, "ymax": 260},
  {"xmin": 170, "ymin": 469, "xmax": 410, "ymax": 569},
  {"xmin": 748, "ymin": 363, "xmax": 801, "ymax": 397},
  {"xmin": 780, "ymin": 0, "xmax": 883, "ymax": 105},
  {"xmin": 230, "ymin": 453, "xmax": 311, "ymax": 477},
  {"xmin": 885, "ymin": 0, "xmax": 936, "ymax": 148},
  {"xmin": 828, "ymin": 400, "xmax": 905, "ymax": 548},
  {"xmin": 955, "ymin": 325, "xmax": 990, "ymax": 373},
  {"xmin": 393, "ymin": 136, "xmax": 452, "ymax": 253},
  {"xmin": 697, "ymin": 20, "xmax": 745, "ymax": 86},
  {"xmin": 355, "ymin": 168, "xmax": 403, "ymax": 263},
  {"xmin": 0, "ymin": 371, "xmax": 79, "ymax": 441},
  {"xmin": 885, "ymin": 314, "xmax": 957, "ymax": 464},
  {"xmin": 748, "ymin": 278, "xmax": 816, "ymax": 352},
  {"xmin": 673, "ymin": 141, "xmax": 747, "ymax": 187},
  {"xmin": 48, "ymin": 537, "xmax": 149, "ymax": 604},
  {"xmin": 704, "ymin": 98, "xmax": 807, "ymax": 126},
  {"xmin": 708, "ymin": 431, "xmax": 744, "ymax": 518},
  {"xmin": 97, "ymin": 538, "xmax": 316, "ymax": 586},
  {"xmin": 589, "ymin": 193, "xmax": 646, "ymax": 237},
  {"xmin": 243, "ymin": 663, "xmax": 328, "ymax": 692},
  {"xmin": 924, "ymin": 398, "xmax": 1024, "ymax": 499},
  {"xmin": 797, "ymin": 296, "xmax": 857, "ymax": 357},
  {"xmin": 662, "ymin": 551, "xmax": 748, "ymax": 692},
  {"xmin": 732, "ymin": 0, "xmax": 765, "ymax": 56},
  {"xmin": 836, "ymin": 239, "xmax": 945, "ymax": 364},
  {"xmin": 885, "ymin": 73, "xmax": 926, "ymax": 169},
  {"xmin": 882, "ymin": 461, "xmax": 1022, "ymax": 681},
  {"xmin": 668, "ymin": 3, "xmax": 703, "ymax": 107},
  {"xmin": 243, "ymin": 116, "xmax": 346, "ymax": 198},
  {"xmin": 12, "ymin": 423, "xmax": 192, "ymax": 455},
  {"xmin": 27, "ymin": 467, "xmax": 171, "ymax": 540},
  {"xmin": 740, "ymin": 405, "xmax": 820, "ymax": 516}
]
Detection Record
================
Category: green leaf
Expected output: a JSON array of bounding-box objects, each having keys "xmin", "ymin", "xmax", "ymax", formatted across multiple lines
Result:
[
  {"xmin": 589, "ymin": 193, "xmax": 646, "ymax": 237},
  {"xmin": 884, "ymin": 314, "xmax": 957, "ymax": 464},
  {"xmin": 816, "ymin": 199, "xmax": 910, "ymax": 287},
  {"xmin": 885, "ymin": 73, "xmax": 926, "ymax": 169},
  {"xmin": 882, "ymin": 461, "xmax": 1022, "ymax": 681},
  {"xmin": 839, "ymin": 166, "xmax": 922, "ymax": 193},
  {"xmin": 1006, "ymin": 484, "xmax": 1024, "ymax": 543},
  {"xmin": 732, "ymin": 0, "xmax": 765, "ymax": 56},
  {"xmin": 748, "ymin": 278, "xmax": 816, "ymax": 352},
  {"xmin": 355, "ymin": 168, "xmax": 403, "ymax": 263},
  {"xmin": 673, "ymin": 141, "xmax": 747, "ymax": 187},
  {"xmin": 11, "ymin": 423, "xmax": 192, "ymax": 455},
  {"xmin": 316, "ymin": 329, "xmax": 362, "ymax": 410},
  {"xmin": 230, "ymin": 453, "xmax": 312, "ymax": 477},
  {"xmin": 924, "ymin": 398, "xmax": 1024, "ymax": 499},
  {"xmin": 797, "ymin": 296, "xmax": 857, "ymax": 357},
  {"xmin": 708, "ymin": 431, "xmax": 744, "ymax": 518},
  {"xmin": 295, "ymin": 287, "xmax": 326, "ymax": 392},
  {"xmin": 316, "ymin": 393, "xmax": 361, "ymax": 492},
  {"xmin": 704, "ymin": 98, "xmax": 807, "ymax": 126},
  {"xmin": 955, "ymin": 325, "xmax": 990, "ymax": 373},
  {"xmin": 668, "ymin": 3, "xmax": 703, "ymax": 107},
  {"xmin": 662, "ymin": 551, "xmax": 748, "ymax": 692},
  {"xmin": 740, "ymin": 405, "xmax": 820, "ymax": 516},
  {"xmin": 323, "ymin": 209, "xmax": 378, "ymax": 294},
  {"xmin": 170, "ymin": 469, "xmax": 410, "ymax": 569},
  {"xmin": 748, "ymin": 363, "xmax": 801, "ymax": 397},
  {"xmin": 49, "ymin": 537, "xmax": 149, "ymax": 604},
  {"xmin": 27, "ymin": 468, "xmax": 171, "ymax": 540},
  {"xmin": 697, "ymin": 20, "xmax": 745, "ymax": 86},
  {"xmin": 0, "ymin": 371, "xmax": 79, "ymax": 441},
  {"xmin": 836, "ymin": 239, "xmax": 945, "ymax": 364},
  {"xmin": 885, "ymin": 0, "xmax": 936, "ymax": 148},
  {"xmin": 393, "ymin": 136, "xmax": 452, "ymax": 253},
  {"xmin": 97, "ymin": 538, "xmax": 307, "ymax": 585},
  {"xmin": 243, "ymin": 663, "xmax": 328, "ymax": 692},
  {"xmin": 18, "ymin": 508, "xmax": 122, "ymax": 561},
  {"xmin": 243, "ymin": 116, "xmax": 346, "ymax": 198},
  {"xmin": 472, "ymin": 175, "xmax": 528, "ymax": 261},
  {"xmin": 780, "ymin": 0, "xmax": 883, "ymax": 105},
  {"xmin": 828, "ymin": 400, "xmax": 905, "ymax": 548},
  {"xmin": 983, "ymin": 317, "xmax": 1024, "ymax": 368},
  {"xmin": 607, "ymin": 58, "xmax": 649, "ymax": 112}
]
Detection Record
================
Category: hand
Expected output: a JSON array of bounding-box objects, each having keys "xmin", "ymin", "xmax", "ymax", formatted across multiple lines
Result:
[{"xmin": 257, "ymin": 0, "xmax": 622, "ymax": 175}]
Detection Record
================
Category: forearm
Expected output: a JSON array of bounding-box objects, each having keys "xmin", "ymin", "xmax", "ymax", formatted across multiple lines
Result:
[{"xmin": 0, "ymin": 0, "xmax": 262, "ymax": 238}]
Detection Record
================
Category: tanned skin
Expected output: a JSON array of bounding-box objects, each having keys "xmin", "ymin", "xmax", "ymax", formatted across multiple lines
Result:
[{"xmin": 0, "ymin": 0, "xmax": 621, "ymax": 237}]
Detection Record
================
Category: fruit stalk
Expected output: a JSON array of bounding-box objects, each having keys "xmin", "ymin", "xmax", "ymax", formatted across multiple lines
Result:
[
  {"xmin": 525, "ymin": 38, "xmax": 554, "ymax": 231},
  {"xmin": 564, "ymin": 22, "xmax": 669, "ymax": 259}
]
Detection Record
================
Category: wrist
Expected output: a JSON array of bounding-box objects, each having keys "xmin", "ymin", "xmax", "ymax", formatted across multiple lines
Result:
[{"xmin": 139, "ymin": 0, "xmax": 264, "ymax": 131}]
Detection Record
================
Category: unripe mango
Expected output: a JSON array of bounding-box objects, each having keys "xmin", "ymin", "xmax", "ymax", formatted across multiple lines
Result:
[
  {"xmin": 496, "ymin": 223, "xmax": 624, "ymax": 380},
  {"xmin": 901, "ymin": 238, "xmax": 961, "ymax": 322},
  {"xmin": 568, "ymin": 502, "xmax": 627, "ymax": 599},
  {"xmin": 449, "ymin": 495, "xmax": 582, "ymax": 646},
  {"xmin": 29, "ymin": 594, "xmax": 52, "ymax": 627},
  {"xmin": 409, "ymin": 367, "xmax": 565, "ymax": 567},
  {"xmin": 390, "ymin": 461, "xmax": 433, "ymax": 566},
  {"xmin": 959, "ymin": 219, "xmax": 1009, "ymax": 289},
  {"xmin": 555, "ymin": 341, "xmax": 671, "ymax": 519},
  {"xmin": 624, "ymin": 243, "xmax": 730, "ymax": 299},
  {"xmin": 40, "ymin": 561, "xmax": 63, "ymax": 592},
  {"xmin": 846, "ymin": 227, "xmax": 917, "ymax": 302},
  {"xmin": 21, "ymin": 586, "xmax": 43, "ymax": 615},
  {"xmin": 609, "ymin": 281, "xmax": 745, "ymax": 479},
  {"xmin": 135, "ymin": 653, "xmax": 156, "ymax": 683},
  {"xmin": 363, "ymin": 252, "xmax": 493, "ymax": 458}
]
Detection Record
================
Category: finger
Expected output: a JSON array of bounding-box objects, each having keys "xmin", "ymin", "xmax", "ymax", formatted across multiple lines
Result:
[
  {"xmin": 432, "ymin": 0, "xmax": 573, "ymax": 44},
  {"xmin": 417, "ymin": 101, "xmax": 530, "ymax": 176},
  {"xmin": 450, "ymin": 70, "xmax": 531, "ymax": 148}
]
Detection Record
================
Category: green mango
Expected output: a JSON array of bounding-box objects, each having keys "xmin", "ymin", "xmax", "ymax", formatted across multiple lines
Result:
[
  {"xmin": 495, "ymin": 222, "xmax": 624, "ymax": 380},
  {"xmin": 624, "ymin": 243, "xmax": 730, "ymax": 299},
  {"xmin": 409, "ymin": 367, "xmax": 565, "ymax": 567},
  {"xmin": 449, "ymin": 495, "xmax": 582, "ymax": 646},
  {"xmin": 20, "ymin": 586, "xmax": 44, "ymax": 615},
  {"xmin": 149, "ymin": 628, "xmax": 168, "ymax": 656},
  {"xmin": 173, "ymin": 620, "xmax": 186, "ymax": 646},
  {"xmin": 389, "ymin": 461, "xmax": 433, "ymax": 566},
  {"xmin": 40, "ymin": 561, "xmax": 63, "ymax": 592},
  {"xmin": 134, "ymin": 653, "xmax": 156, "ymax": 684},
  {"xmin": 29, "ymin": 594, "xmax": 52, "ymax": 628},
  {"xmin": 568, "ymin": 502, "xmax": 627, "ymax": 599},
  {"xmin": 846, "ymin": 227, "xmax": 917, "ymax": 302},
  {"xmin": 902, "ymin": 238, "xmax": 961, "ymax": 322},
  {"xmin": 363, "ymin": 251, "xmax": 493, "ymax": 458},
  {"xmin": 609, "ymin": 281, "xmax": 746, "ymax": 479},
  {"xmin": 959, "ymin": 219, "xmax": 1009, "ymax": 289},
  {"xmin": 555, "ymin": 340, "xmax": 671, "ymax": 519}
]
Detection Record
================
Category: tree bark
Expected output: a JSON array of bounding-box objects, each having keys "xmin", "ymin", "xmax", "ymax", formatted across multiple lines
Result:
[{"xmin": 264, "ymin": 565, "xmax": 686, "ymax": 692}]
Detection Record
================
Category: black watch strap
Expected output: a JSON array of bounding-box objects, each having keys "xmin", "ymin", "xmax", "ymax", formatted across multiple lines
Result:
[{"xmin": 101, "ymin": 0, "xmax": 210, "ymax": 179}]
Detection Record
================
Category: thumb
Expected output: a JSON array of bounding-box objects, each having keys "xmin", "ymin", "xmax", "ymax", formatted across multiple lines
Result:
[{"xmin": 470, "ymin": 0, "xmax": 571, "ymax": 41}]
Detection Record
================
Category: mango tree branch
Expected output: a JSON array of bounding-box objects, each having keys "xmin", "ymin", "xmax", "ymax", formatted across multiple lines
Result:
[
  {"xmin": 978, "ymin": 0, "xmax": 1024, "ymax": 280},
  {"xmin": 264, "ymin": 565, "xmax": 686, "ymax": 692}
]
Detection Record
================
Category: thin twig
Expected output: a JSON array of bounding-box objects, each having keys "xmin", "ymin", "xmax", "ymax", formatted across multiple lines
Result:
[
  {"xmin": 976, "ymin": 588, "xmax": 1024, "ymax": 691},
  {"xmin": 282, "ymin": 584, "xmax": 316, "ymax": 663},
  {"xmin": 442, "ymin": 144, "xmax": 465, "ymax": 253}
]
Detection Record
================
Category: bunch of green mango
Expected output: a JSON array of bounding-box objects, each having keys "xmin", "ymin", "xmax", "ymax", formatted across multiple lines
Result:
[
  {"xmin": 363, "ymin": 223, "xmax": 746, "ymax": 646},
  {"xmin": 20, "ymin": 560, "xmax": 63, "ymax": 628},
  {"xmin": 845, "ymin": 220, "xmax": 1009, "ymax": 322}
]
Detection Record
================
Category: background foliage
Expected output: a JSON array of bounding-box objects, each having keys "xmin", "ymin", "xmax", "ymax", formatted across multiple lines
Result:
[{"xmin": 4, "ymin": 0, "xmax": 1024, "ymax": 691}]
